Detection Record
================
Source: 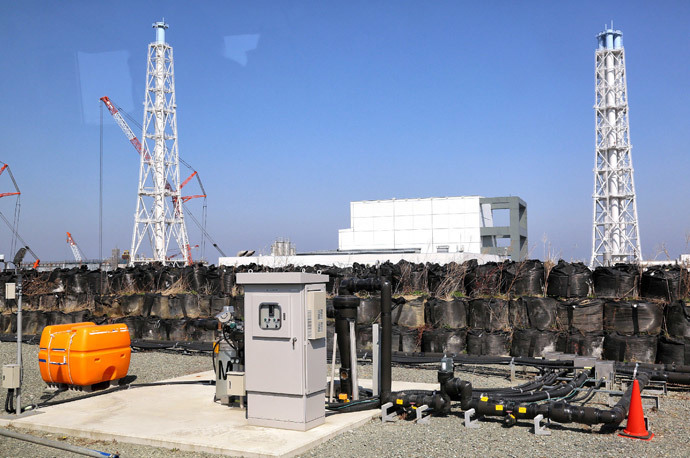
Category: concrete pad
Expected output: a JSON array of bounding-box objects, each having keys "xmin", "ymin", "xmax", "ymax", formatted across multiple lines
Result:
[{"xmin": 0, "ymin": 371, "xmax": 438, "ymax": 457}]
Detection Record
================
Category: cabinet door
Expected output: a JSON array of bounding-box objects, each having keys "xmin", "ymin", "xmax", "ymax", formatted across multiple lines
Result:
[{"xmin": 245, "ymin": 293, "xmax": 304, "ymax": 395}]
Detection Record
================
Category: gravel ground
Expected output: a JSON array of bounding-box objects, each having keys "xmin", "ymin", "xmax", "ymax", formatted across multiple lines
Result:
[{"xmin": 2, "ymin": 341, "xmax": 690, "ymax": 457}]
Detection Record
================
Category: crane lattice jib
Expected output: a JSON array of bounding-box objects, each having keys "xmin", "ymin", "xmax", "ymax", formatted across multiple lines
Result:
[
  {"xmin": 100, "ymin": 96, "xmax": 148, "ymax": 161},
  {"xmin": 66, "ymin": 232, "xmax": 82, "ymax": 263}
]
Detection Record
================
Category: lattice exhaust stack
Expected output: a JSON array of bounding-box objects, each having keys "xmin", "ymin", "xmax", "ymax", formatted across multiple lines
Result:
[
  {"xmin": 130, "ymin": 21, "xmax": 191, "ymax": 266},
  {"xmin": 590, "ymin": 24, "xmax": 642, "ymax": 268}
]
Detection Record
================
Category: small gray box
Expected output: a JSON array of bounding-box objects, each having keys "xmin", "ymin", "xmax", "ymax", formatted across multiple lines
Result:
[{"xmin": 2, "ymin": 364, "xmax": 20, "ymax": 389}]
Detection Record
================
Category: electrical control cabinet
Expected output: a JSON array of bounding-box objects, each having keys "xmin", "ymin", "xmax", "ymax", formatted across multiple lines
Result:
[
  {"xmin": 2, "ymin": 364, "xmax": 20, "ymax": 389},
  {"xmin": 237, "ymin": 272, "xmax": 328, "ymax": 431}
]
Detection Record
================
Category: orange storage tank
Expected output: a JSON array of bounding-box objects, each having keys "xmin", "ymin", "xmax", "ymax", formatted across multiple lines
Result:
[{"xmin": 38, "ymin": 322, "xmax": 131, "ymax": 387}]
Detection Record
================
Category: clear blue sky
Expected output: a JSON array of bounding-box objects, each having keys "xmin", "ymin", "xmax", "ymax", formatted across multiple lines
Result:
[{"xmin": 1, "ymin": 1, "xmax": 689, "ymax": 264}]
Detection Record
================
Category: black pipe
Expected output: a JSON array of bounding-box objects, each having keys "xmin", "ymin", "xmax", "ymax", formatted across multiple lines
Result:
[
  {"xmin": 447, "ymin": 372, "xmax": 651, "ymax": 427},
  {"xmin": 333, "ymin": 295, "xmax": 359, "ymax": 399},
  {"xmin": 384, "ymin": 390, "xmax": 451, "ymax": 415},
  {"xmin": 380, "ymin": 279, "xmax": 392, "ymax": 398},
  {"xmin": 335, "ymin": 276, "xmax": 392, "ymax": 400},
  {"xmin": 616, "ymin": 365, "xmax": 690, "ymax": 385}
]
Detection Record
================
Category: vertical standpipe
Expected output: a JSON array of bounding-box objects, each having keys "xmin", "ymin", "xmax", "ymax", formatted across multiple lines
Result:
[{"xmin": 154, "ymin": 21, "xmax": 168, "ymax": 44}]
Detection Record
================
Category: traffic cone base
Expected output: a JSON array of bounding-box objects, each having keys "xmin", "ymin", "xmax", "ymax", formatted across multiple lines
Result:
[
  {"xmin": 618, "ymin": 379, "xmax": 654, "ymax": 441},
  {"xmin": 618, "ymin": 429, "xmax": 654, "ymax": 441}
]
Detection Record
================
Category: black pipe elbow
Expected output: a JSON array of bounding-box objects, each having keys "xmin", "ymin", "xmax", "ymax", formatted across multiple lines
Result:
[{"xmin": 442, "ymin": 378, "xmax": 473, "ymax": 410}]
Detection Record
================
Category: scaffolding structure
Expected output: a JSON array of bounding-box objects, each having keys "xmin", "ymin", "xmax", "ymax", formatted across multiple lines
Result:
[
  {"xmin": 590, "ymin": 25, "xmax": 642, "ymax": 267},
  {"xmin": 130, "ymin": 21, "xmax": 191, "ymax": 266}
]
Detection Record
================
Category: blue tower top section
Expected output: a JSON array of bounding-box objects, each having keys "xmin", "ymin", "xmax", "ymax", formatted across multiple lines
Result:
[
  {"xmin": 597, "ymin": 22, "xmax": 622, "ymax": 50},
  {"xmin": 153, "ymin": 20, "xmax": 169, "ymax": 44}
]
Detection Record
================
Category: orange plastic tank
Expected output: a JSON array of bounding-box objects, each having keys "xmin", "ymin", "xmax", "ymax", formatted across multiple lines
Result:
[{"xmin": 38, "ymin": 322, "xmax": 131, "ymax": 387}]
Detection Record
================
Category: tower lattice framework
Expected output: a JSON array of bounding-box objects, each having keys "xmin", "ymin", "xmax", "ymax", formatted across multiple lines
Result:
[
  {"xmin": 590, "ymin": 25, "xmax": 642, "ymax": 268},
  {"xmin": 130, "ymin": 21, "xmax": 191, "ymax": 265}
]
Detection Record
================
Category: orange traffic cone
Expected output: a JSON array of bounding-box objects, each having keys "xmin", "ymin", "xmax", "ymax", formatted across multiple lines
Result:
[{"xmin": 619, "ymin": 379, "xmax": 654, "ymax": 441}]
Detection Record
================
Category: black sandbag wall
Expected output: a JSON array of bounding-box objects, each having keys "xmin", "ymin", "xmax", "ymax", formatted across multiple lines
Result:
[{"xmin": 0, "ymin": 260, "xmax": 685, "ymax": 363}]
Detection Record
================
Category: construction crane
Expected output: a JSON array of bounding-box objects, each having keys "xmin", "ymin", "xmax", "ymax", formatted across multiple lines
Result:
[
  {"xmin": 0, "ymin": 161, "xmax": 39, "ymax": 268},
  {"xmin": 166, "ymin": 244, "xmax": 198, "ymax": 261},
  {"xmin": 100, "ymin": 95, "xmax": 212, "ymax": 265},
  {"xmin": 66, "ymin": 232, "xmax": 87, "ymax": 264}
]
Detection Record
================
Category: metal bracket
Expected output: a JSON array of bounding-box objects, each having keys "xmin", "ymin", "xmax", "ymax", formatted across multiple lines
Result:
[
  {"xmin": 464, "ymin": 408, "xmax": 480, "ymax": 429},
  {"xmin": 381, "ymin": 402, "xmax": 397, "ymax": 423},
  {"xmin": 534, "ymin": 414, "xmax": 551, "ymax": 436},
  {"xmin": 413, "ymin": 405, "xmax": 430, "ymax": 425}
]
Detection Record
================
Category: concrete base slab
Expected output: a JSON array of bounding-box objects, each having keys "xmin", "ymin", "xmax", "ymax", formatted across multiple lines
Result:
[{"xmin": 0, "ymin": 371, "xmax": 438, "ymax": 457}]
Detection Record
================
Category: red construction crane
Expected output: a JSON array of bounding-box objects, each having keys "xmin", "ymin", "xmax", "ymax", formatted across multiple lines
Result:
[
  {"xmin": 0, "ymin": 161, "xmax": 39, "ymax": 268},
  {"xmin": 100, "ymin": 95, "xmax": 207, "ymax": 265}
]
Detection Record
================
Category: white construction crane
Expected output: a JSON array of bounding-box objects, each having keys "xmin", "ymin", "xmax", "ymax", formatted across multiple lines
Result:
[{"xmin": 66, "ymin": 232, "xmax": 86, "ymax": 263}]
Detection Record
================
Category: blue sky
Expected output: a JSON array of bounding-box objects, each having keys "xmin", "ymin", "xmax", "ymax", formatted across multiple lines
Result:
[{"xmin": 1, "ymin": 1, "xmax": 689, "ymax": 264}]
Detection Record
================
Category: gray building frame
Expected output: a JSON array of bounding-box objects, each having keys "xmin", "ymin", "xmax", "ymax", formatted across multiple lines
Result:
[{"xmin": 479, "ymin": 197, "xmax": 527, "ymax": 261}]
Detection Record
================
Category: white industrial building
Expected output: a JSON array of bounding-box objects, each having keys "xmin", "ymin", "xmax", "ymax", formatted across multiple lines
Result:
[
  {"xmin": 218, "ymin": 195, "xmax": 526, "ymax": 268},
  {"xmin": 338, "ymin": 196, "xmax": 493, "ymax": 254}
]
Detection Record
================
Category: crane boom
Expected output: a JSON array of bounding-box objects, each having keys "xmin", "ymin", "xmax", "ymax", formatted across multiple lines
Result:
[
  {"xmin": 66, "ymin": 232, "xmax": 84, "ymax": 263},
  {"xmin": 100, "ymin": 96, "xmax": 148, "ymax": 160},
  {"xmin": 100, "ymin": 95, "xmax": 221, "ymax": 266}
]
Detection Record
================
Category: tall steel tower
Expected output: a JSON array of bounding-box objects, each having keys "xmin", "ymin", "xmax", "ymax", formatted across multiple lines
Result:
[
  {"xmin": 130, "ymin": 21, "xmax": 191, "ymax": 265},
  {"xmin": 590, "ymin": 25, "xmax": 642, "ymax": 267}
]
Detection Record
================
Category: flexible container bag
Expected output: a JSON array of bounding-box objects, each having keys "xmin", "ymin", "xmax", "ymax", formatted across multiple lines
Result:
[
  {"xmin": 469, "ymin": 298, "xmax": 510, "ymax": 331},
  {"xmin": 557, "ymin": 331, "xmax": 605, "ymax": 358},
  {"xmin": 137, "ymin": 268, "xmax": 156, "ymax": 292},
  {"xmin": 641, "ymin": 266, "xmax": 682, "ymax": 301},
  {"xmin": 38, "ymin": 322, "xmax": 131, "ymax": 387},
  {"xmin": 393, "ymin": 298, "xmax": 425, "ymax": 328},
  {"xmin": 603, "ymin": 300, "xmax": 663, "ymax": 335},
  {"xmin": 603, "ymin": 332, "xmax": 657, "ymax": 363},
  {"xmin": 422, "ymin": 328, "xmax": 467, "ymax": 354},
  {"xmin": 465, "ymin": 262, "xmax": 502, "ymax": 297},
  {"xmin": 467, "ymin": 329, "xmax": 510, "ymax": 356},
  {"xmin": 115, "ymin": 316, "xmax": 143, "ymax": 340},
  {"xmin": 168, "ymin": 319, "xmax": 188, "ymax": 342},
  {"xmin": 391, "ymin": 326, "xmax": 421, "ymax": 353},
  {"xmin": 120, "ymin": 294, "xmax": 145, "ymax": 316},
  {"xmin": 86, "ymin": 270, "xmax": 104, "ymax": 295},
  {"xmin": 510, "ymin": 297, "xmax": 558, "ymax": 331},
  {"xmin": 547, "ymin": 261, "xmax": 591, "ymax": 298},
  {"xmin": 358, "ymin": 296, "xmax": 381, "ymax": 324},
  {"xmin": 0, "ymin": 313, "xmax": 16, "ymax": 333},
  {"xmin": 665, "ymin": 301, "xmax": 690, "ymax": 338},
  {"xmin": 186, "ymin": 318, "xmax": 217, "ymax": 342},
  {"xmin": 141, "ymin": 317, "xmax": 168, "ymax": 340},
  {"xmin": 510, "ymin": 329, "xmax": 558, "ymax": 357},
  {"xmin": 356, "ymin": 324, "xmax": 372, "ymax": 352},
  {"xmin": 501, "ymin": 260, "xmax": 544, "ymax": 296},
  {"xmin": 593, "ymin": 265, "xmax": 638, "ymax": 298},
  {"xmin": 425, "ymin": 298, "xmax": 468, "ymax": 329},
  {"xmin": 556, "ymin": 299, "xmax": 604, "ymax": 333},
  {"xmin": 22, "ymin": 310, "xmax": 47, "ymax": 335},
  {"xmin": 657, "ymin": 336, "xmax": 690, "ymax": 366}
]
